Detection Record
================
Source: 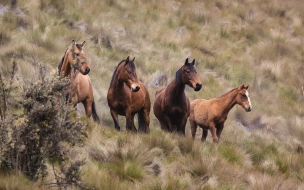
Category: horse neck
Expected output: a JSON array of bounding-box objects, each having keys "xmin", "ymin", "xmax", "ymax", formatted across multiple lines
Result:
[
  {"xmin": 61, "ymin": 51, "xmax": 73, "ymax": 78},
  {"xmin": 217, "ymin": 89, "xmax": 238, "ymax": 115},
  {"xmin": 166, "ymin": 78, "xmax": 186, "ymax": 100},
  {"xmin": 110, "ymin": 68, "xmax": 126, "ymax": 95}
]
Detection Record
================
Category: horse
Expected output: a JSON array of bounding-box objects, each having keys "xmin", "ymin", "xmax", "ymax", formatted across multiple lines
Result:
[
  {"xmin": 58, "ymin": 40, "xmax": 100, "ymax": 123},
  {"xmin": 153, "ymin": 58, "xmax": 202, "ymax": 135},
  {"xmin": 107, "ymin": 56, "xmax": 151, "ymax": 133},
  {"xmin": 189, "ymin": 84, "xmax": 252, "ymax": 143}
]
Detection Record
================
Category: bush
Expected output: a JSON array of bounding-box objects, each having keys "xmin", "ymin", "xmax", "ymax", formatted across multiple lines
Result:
[{"xmin": 0, "ymin": 63, "xmax": 87, "ymax": 188}]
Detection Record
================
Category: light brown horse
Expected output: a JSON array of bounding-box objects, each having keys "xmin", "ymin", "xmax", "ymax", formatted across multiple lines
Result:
[
  {"xmin": 58, "ymin": 40, "xmax": 100, "ymax": 123},
  {"xmin": 189, "ymin": 84, "xmax": 252, "ymax": 143},
  {"xmin": 153, "ymin": 58, "xmax": 202, "ymax": 135},
  {"xmin": 107, "ymin": 56, "xmax": 151, "ymax": 133}
]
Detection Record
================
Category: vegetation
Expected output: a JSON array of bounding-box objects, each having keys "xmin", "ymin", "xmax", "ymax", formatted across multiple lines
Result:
[{"xmin": 0, "ymin": 0, "xmax": 304, "ymax": 189}]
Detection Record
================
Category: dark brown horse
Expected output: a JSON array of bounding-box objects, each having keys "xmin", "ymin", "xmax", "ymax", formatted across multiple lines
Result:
[
  {"xmin": 58, "ymin": 40, "xmax": 100, "ymax": 123},
  {"xmin": 107, "ymin": 56, "xmax": 151, "ymax": 133},
  {"xmin": 153, "ymin": 58, "xmax": 202, "ymax": 135},
  {"xmin": 189, "ymin": 84, "xmax": 252, "ymax": 143}
]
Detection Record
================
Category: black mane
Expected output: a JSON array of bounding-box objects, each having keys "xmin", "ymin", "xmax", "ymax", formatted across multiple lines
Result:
[
  {"xmin": 58, "ymin": 47, "xmax": 69, "ymax": 75},
  {"xmin": 175, "ymin": 66, "xmax": 182, "ymax": 84},
  {"xmin": 109, "ymin": 59, "xmax": 136, "ymax": 88}
]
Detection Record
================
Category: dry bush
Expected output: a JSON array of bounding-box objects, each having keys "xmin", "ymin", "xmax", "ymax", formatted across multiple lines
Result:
[{"xmin": 0, "ymin": 63, "xmax": 88, "ymax": 189}]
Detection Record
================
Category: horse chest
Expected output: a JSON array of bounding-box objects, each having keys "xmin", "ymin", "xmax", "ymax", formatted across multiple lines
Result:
[
  {"xmin": 215, "ymin": 116, "xmax": 227, "ymax": 124},
  {"xmin": 169, "ymin": 107, "xmax": 184, "ymax": 116}
]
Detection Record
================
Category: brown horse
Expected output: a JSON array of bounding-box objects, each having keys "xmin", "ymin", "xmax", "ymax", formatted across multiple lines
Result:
[
  {"xmin": 58, "ymin": 40, "xmax": 100, "ymax": 123},
  {"xmin": 107, "ymin": 56, "xmax": 151, "ymax": 133},
  {"xmin": 153, "ymin": 58, "xmax": 202, "ymax": 135},
  {"xmin": 189, "ymin": 84, "xmax": 252, "ymax": 143}
]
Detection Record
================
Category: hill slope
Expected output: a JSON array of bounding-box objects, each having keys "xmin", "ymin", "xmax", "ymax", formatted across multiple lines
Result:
[{"xmin": 0, "ymin": 0, "xmax": 304, "ymax": 189}]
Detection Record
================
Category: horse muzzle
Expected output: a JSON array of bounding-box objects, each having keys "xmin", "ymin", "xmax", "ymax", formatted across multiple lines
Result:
[
  {"xmin": 245, "ymin": 106, "xmax": 252, "ymax": 112},
  {"xmin": 131, "ymin": 84, "xmax": 140, "ymax": 92},
  {"xmin": 194, "ymin": 83, "xmax": 202, "ymax": 91},
  {"xmin": 83, "ymin": 67, "xmax": 90, "ymax": 75}
]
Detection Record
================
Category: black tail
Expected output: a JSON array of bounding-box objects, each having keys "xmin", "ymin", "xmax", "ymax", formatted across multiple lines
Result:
[
  {"xmin": 138, "ymin": 110, "xmax": 149, "ymax": 133},
  {"xmin": 92, "ymin": 100, "xmax": 100, "ymax": 123}
]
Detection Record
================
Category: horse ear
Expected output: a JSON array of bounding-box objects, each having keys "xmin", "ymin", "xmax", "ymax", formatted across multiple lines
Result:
[
  {"xmin": 125, "ymin": 56, "xmax": 130, "ymax": 64},
  {"xmin": 184, "ymin": 58, "xmax": 189, "ymax": 65},
  {"xmin": 81, "ymin": 41, "xmax": 86, "ymax": 47},
  {"xmin": 132, "ymin": 57, "xmax": 135, "ymax": 62},
  {"xmin": 245, "ymin": 85, "xmax": 249, "ymax": 89},
  {"xmin": 72, "ymin": 40, "xmax": 76, "ymax": 46},
  {"xmin": 191, "ymin": 59, "xmax": 195, "ymax": 65}
]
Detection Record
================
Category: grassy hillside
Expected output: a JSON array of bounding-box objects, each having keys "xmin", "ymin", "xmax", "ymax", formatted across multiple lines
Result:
[{"xmin": 0, "ymin": 0, "xmax": 304, "ymax": 189}]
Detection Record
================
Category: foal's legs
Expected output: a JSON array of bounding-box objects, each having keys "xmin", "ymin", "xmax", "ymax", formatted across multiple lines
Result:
[
  {"xmin": 110, "ymin": 109, "xmax": 121, "ymax": 130},
  {"xmin": 216, "ymin": 124, "xmax": 224, "ymax": 142},
  {"xmin": 201, "ymin": 129, "xmax": 208, "ymax": 142},
  {"xmin": 209, "ymin": 122, "xmax": 219, "ymax": 143},
  {"xmin": 189, "ymin": 119, "xmax": 198, "ymax": 139}
]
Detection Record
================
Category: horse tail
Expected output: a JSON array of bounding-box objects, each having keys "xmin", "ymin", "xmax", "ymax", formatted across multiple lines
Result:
[
  {"xmin": 91, "ymin": 100, "xmax": 100, "ymax": 123},
  {"xmin": 138, "ymin": 110, "xmax": 149, "ymax": 133}
]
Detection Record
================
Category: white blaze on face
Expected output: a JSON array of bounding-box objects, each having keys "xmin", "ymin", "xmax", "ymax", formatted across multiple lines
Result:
[
  {"xmin": 246, "ymin": 90, "xmax": 252, "ymax": 109},
  {"xmin": 131, "ymin": 83, "xmax": 140, "ymax": 92}
]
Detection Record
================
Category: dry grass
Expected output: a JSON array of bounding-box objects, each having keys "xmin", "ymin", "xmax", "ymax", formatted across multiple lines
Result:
[{"xmin": 1, "ymin": 0, "xmax": 304, "ymax": 189}]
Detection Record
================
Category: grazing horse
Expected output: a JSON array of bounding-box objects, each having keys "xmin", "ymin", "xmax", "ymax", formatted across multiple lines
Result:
[
  {"xmin": 58, "ymin": 40, "xmax": 100, "ymax": 123},
  {"xmin": 153, "ymin": 58, "xmax": 202, "ymax": 135},
  {"xmin": 189, "ymin": 84, "xmax": 252, "ymax": 143},
  {"xmin": 107, "ymin": 56, "xmax": 151, "ymax": 133}
]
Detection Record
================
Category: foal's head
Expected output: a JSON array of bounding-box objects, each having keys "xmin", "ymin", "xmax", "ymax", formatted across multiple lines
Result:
[
  {"xmin": 119, "ymin": 56, "xmax": 140, "ymax": 92},
  {"xmin": 177, "ymin": 58, "xmax": 202, "ymax": 91},
  {"xmin": 67, "ymin": 40, "xmax": 90, "ymax": 75},
  {"xmin": 236, "ymin": 84, "xmax": 252, "ymax": 112}
]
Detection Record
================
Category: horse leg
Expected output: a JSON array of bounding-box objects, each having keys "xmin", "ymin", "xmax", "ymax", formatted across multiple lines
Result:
[
  {"xmin": 201, "ymin": 129, "xmax": 208, "ymax": 142},
  {"xmin": 110, "ymin": 109, "xmax": 121, "ymax": 131},
  {"xmin": 82, "ymin": 99, "xmax": 92, "ymax": 118},
  {"xmin": 177, "ymin": 116, "xmax": 187, "ymax": 136},
  {"xmin": 125, "ymin": 109, "xmax": 137, "ymax": 133},
  {"xmin": 216, "ymin": 124, "xmax": 224, "ymax": 142},
  {"xmin": 159, "ymin": 119, "xmax": 170, "ymax": 132},
  {"xmin": 138, "ymin": 108, "xmax": 150, "ymax": 133},
  {"xmin": 189, "ymin": 119, "xmax": 198, "ymax": 139},
  {"xmin": 209, "ymin": 123, "xmax": 219, "ymax": 143}
]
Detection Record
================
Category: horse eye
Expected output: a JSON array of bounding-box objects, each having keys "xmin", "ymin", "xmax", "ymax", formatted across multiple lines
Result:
[
  {"xmin": 76, "ymin": 53, "xmax": 80, "ymax": 56},
  {"xmin": 185, "ymin": 70, "xmax": 190, "ymax": 73}
]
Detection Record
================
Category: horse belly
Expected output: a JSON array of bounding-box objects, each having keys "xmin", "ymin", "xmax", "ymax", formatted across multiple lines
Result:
[{"xmin": 193, "ymin": 101, "xmax": 209, "ymax": 126}]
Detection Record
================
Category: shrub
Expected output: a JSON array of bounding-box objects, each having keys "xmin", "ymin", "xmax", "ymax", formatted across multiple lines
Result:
[{"xmin": 0, "ymin": 63, "xmax": 87, "ymax": 188}]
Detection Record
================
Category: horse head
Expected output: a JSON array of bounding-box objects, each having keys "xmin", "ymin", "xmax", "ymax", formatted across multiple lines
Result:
[
  {"xmin": 119, "ymin": 56, "xmax": 140, "ymax": 92},
  {"xmin": 236, "ymin": 84, "xmax": 252, "ymax": 112},
  {"xmin": 178, "ymin": 58, "xmax": 202, "ymax": 91},
  {"xmin": 67, "ymin": 40, "xmax": 90, "ymax": 75}
]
